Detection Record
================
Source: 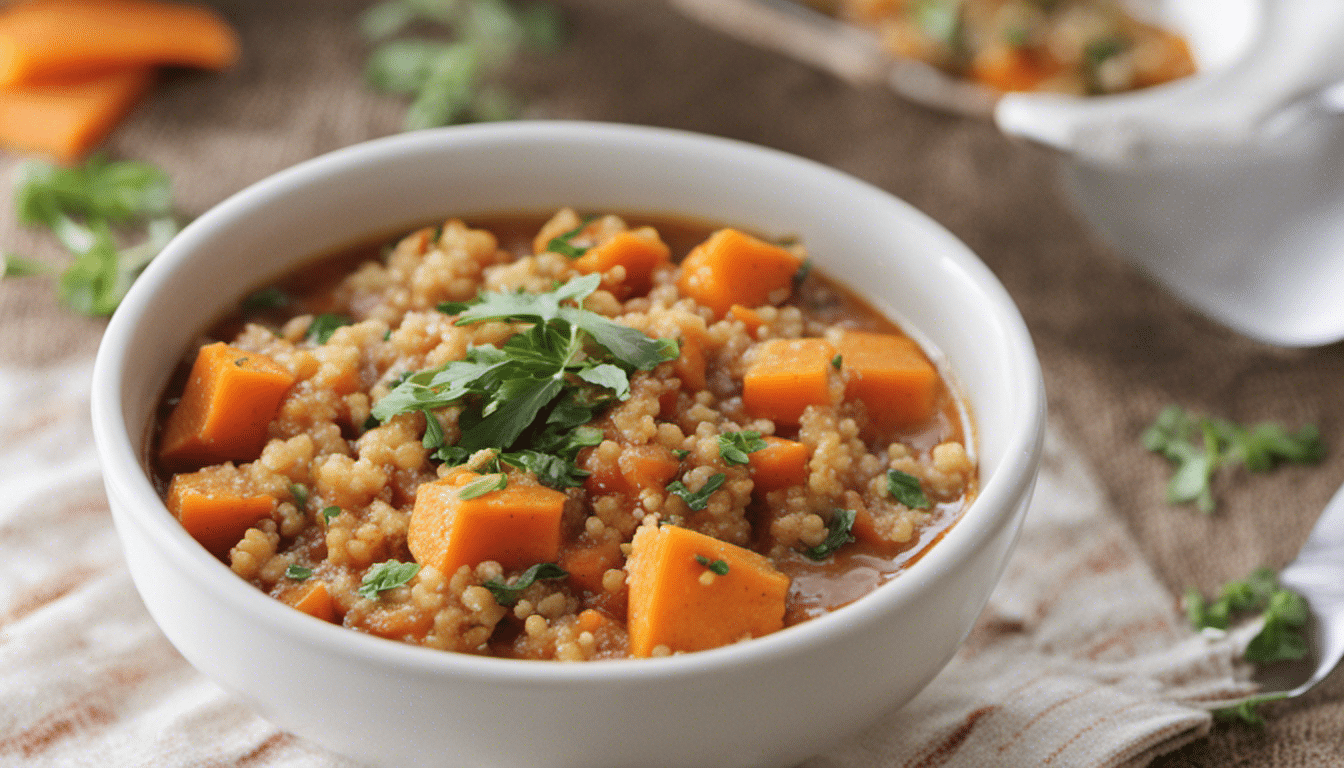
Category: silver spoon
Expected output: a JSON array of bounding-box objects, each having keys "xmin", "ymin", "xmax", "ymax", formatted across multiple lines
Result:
[{"xmin": 1242, "ymin": 481, "xmax": 1344, "ymax": 701}]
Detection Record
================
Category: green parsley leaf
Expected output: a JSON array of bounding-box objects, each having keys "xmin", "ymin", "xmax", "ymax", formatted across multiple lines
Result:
[
  {"xmin": 913, "ymin": 0, "xmax": 962, "ymax": 49},
  {"xmin": 546, "ymin": 218, "xmax": 592, "ymax": 258},
  {"xmin": 288, "ymin": 483, "xmax": 309, "ymax": 510},
  {"xmin": 804, "ymin": 507, "xmax": 857, "ymax": 560},
  {"xmin": 307, "ymin": 313, "xmax": 352, "ymax": 344},
  {"xmin": 1, "ymin": 253, "xmax": 51, "ymax": 278},
  {"xmin": 285, "ymin": 564, "xmax": 313, "ymax": 581},
  {"xmin": 1187, "ymin": 568, "xmax": 1310, "ymax": 671},
  {"xmin": 666, "ymin": 473, "xmax": 726, "ymax": 511},
  {"xmin": 1214, "ymin": 693, "xmax": 1288, "ymax": 728},
  {"xmin": 887, "ymin": 469, "xmax": 931, "ymax": 509},
  {"xmin": 831, "ymin": 354, "xmax": 843, "ymax": 370},
  {"xmin": 672, "ymin": 449, "xmax": 689, "ymax": 460},
  {"xmin": 357, "ymin": 560, "xmax": 421, "ymax": 599},
  {"xmin": 421, "ymin": 409, "xmax": 446, "ymax": 450},
  {"xmin": 242, "ymin": 286, "xmax": 290, "ymax": 312},
  {"xmin": 482, "ymin": 562, "xmax": 568, "ymax": 605},
  {"xmin": 321, "ymin": 506, "xmax": 342, "ymax": 525},
  {"xmin": 457, "ymin": 472, "xmax": 508, "ymax": 499},
  {"xmin": 1144, "ymin": 406, "xmax": 1324, "ymax": 513},
  {"xmin": 694, "ymin": 554, "xmax": 730, "ymax": 575},
  {"xmin": 500, "ymin": 450, "xmax": 589, "ymax": 489},
  {"xmin": 718, "ymin": 430, "xmax": 767, "ymax": 466},
  {"xmin": 791, "ymin": 257, "xmax": 812, "ymax": 290}
]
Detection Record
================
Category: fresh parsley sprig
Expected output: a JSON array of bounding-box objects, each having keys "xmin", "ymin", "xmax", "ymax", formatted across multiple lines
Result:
[
  {"xmin": 358, "ymin": 559, "xmax": 421, "ymax": 599},
  {"xmin": 887, "ymin": 469, "xmax": 930, "ymax": 509},
  {"xmin": 482, "ymin": 562, "xmax": 567, "ymax": 605},
  {"xmin": 718, "ymin": 431, "xmax": 767, "ymax": 466},
  {"xmin": 803, "ymin": 507, "xmax": 857, "ymax": 560},
  {"xmin": 1143, "ymin": 406, "xmax": 1324, "ymax": 513},
  {"xmin": 5, "ymin": 156, "xmax": 181, "ymax": 316},
  {"xmin": 667, "ymin": 473, "xmax": 726, "ymax": 511}
]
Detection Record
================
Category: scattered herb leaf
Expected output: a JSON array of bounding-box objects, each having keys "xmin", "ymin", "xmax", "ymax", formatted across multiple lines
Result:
[
  {"xmin": 285, "ymin": 564, "xmax": 313, "ymax": 581},
  {"xmin": 357, "ymin": 560, "xmax": 421, "ymax": 599},
  {"xmin": 694, "ymin": 554, "xmax": 730, "ymax": 575},
  {"xmin": 321, "ymin": 505, "xmax": 342, "ymax": 525},
  {"xmin": 482, "ymin": 562, "xmax": 568, "ymax": 605},
  {"xmin": 718, "ymin": 430, "xmax": 767, "ymax": 466},
  {"xmin": 791, "ymin": 257, "xmax": 812, "ymax": 290},
  {"xmin": 831, "ymin": 354, "xmax": 843, "ymax": 370},
  {"xmin": 666, "ymin": 473, "xmax": 726, "ymax": 511},
  {"xmin": 458, "ymin": 472, "xmax": 508, "ymax": 499},
  {"xmin": 1144, "ymin": 406, "xmax": 1324, "ymax": 513},
  {"xmin": 1186, "ymin": 568, "xmax": 1310, "ymax": 674},
  {"xmin": 242, "ymin": 286, "xmax": 290, "ymax": 312},
  {"xmin": 2, "ymin": 253, "xmax": 50, "ymax": 278},
  {"xmin": 672, "ymin": 449, "xmax": 689, "ymax": 460},
  {"xmin": 1214, "ymin": 693, "xmax": 1288, "ymax": 728},
  {"xmin": 545, "ymin": 217, "xmax": 593, "ymax": 258},
  {"xmin": 307, "ymin": 313, "xmax": 352, "ymax": 344},
  {"xmin": 887, "ymin": 469, "xmax": 930, "ymax": 509},
  {"xmin": 289, "ymin": 483, "xmax": 309, "ymax": 510},
  {"xmin": 804, "ymin": 508, "xmax": 857, "ymax": 560}
]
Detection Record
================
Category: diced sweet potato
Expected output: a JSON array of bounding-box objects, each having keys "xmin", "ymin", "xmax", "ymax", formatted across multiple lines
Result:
[
  {"xmin": 834, "ymin": 331, "xmax": 937, "ymax": 430},
  {"xmin": 676, "ymin": 228, "xmax": 803, "ymax": 318},
  {"xmin": 742, "ymin": 337, "xmax": 835, "ymax": 425},
  {"xmin": 582, "ymin": 443, "xmax": 681, "ymax": 498},
  {"xmin": 672, "ymin": 320, "xmax": 707, "ymax": 391},
  {"xmin": 559, "ymin": 539, "xmax": 624, "ymax": 594},
  {"xmin": 0, "ymin": 0, "xmax": 240, "ymax": 87},
  {"xmin": 408, "ymin": 472, "xmax": 567, "ymax": 575},
  {"xmin": 748, "ymin": 436, "xmax": 809, "ymax": 493},
  {"xmin": 572, "ymin": 228, "xmax": 670, "ymax": 298},
  {"xmin": 165, "ymin": 468, "xmax": 274, "ymax": 558},
  {"xmin": 0, "ymin": 67, "xmax": 152, "ymax": 162},
  {"xmin": 158, "ymin": 342, "xmax": 295, "ymax": 470},
  {"xmin": 626, "ymin": 524, "xmax": 790, "ymax": 656},
  {"xmin": 729, "ymin": 304, "xmax": 765, "ymax": 335},
  {"xmin": 287, "ymin": 581, "xmax": 336, "ymax": 623}
]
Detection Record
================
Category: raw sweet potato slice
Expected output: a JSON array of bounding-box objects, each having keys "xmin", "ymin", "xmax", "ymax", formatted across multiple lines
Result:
[
  {"xmin": 626, "ymin": 524, "xmax": 790, "ymax": 656},
  {"xmin": 748, "ymin": 436, "xmax": 809, "ymax": 493},
  {"xmin": 0, "ymin": 66, "xmax": 152, "ymax": 161},
  {"xmin": 158, "ymin": 342, "xmax": 296, "ymax": 470},
  {"xmin": 676, "ymin": 228, "xmax": 802, "ymax": 318},
  {"xmin": 408, "ymin": 472, "xmax": 567, "ymax": 575},
  {"xmin": 834, "ymin": 331, "xmax": 937, "ymax": 430},
  {"xmin": 741, "ymin": 337, "xmax": 836, "ymax": 425},
  {"xmin": 0, "ymin": 0, "xmax": 240, "ymax": 87},
  {"xmin": 165, "ymin": 468, "xmax": 274, "ymax": 558}
]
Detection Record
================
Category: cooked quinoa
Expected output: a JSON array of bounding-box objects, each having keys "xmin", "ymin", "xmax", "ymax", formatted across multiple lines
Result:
[{"xmin": 155, "ymin": 210, "xmax": 976, "ymax": 660}]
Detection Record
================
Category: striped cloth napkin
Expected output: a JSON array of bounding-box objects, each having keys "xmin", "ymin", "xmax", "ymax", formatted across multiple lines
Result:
[{"xmin": 0, "ymin": 359, "xmax": 1253, "ymax": 767}]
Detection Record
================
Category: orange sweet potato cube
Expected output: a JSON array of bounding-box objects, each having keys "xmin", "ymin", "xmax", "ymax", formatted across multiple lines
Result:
[
  {"xmin": 742, "ymin": 338, "xmax": 836, "ymax": 425},
  {"xmin": 159, "ymin": 342, "xmax": 295, "ymax": 470},
  {"xmin": 834, "ymin": 331, "xmax": 937, "ymax": 429},
  {"xmin": 408, "ymin": 472, "xmax": 567, "ymax": 575},
  {"xmin": 288, "ymin": 581, "xmax": 337, "ymax": 623},
  {"xmin": 626, "ymin": 524, "xmax": 790, "ymax": 657},
  {"xmin": 165, "ymin": 469, "xmax": 275, "ymax": 558},
  {"xmin": 748, "ymin": 436, "xmax": 810, "ymax": 493},
  {"xmin": 572, "ymin": 228, "xmax": 671, "ymax": 298},
  {"xmin": 676, "ymin": 228, "xmax": 803, "ymax": 318}
]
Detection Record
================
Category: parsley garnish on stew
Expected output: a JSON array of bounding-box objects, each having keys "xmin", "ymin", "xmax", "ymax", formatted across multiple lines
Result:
[
  {"xmin": 372, "ymin": 275, "xmax": 677, "ymax": 488},
  {"xmin": 285, "ymin": 564, "xmax": 313, "ymax": 581},
  {"xmin": 1143, "ymin": 406, "xmax": 1324, "ymax": 513},
  {"xmin": 358, "ymin": 560, "xmax": 421, "ymax": 599},
  {"xmin": 717, "ymin": 431, "xmax": 767, "ymax": 466},
  {"xmin": 694, "ymin": 554, "xmax": 730, "ymax": 575},
  {"xmin": 321, "ymin": 506, "xmax": 342, "ymax": 525},
  {"xmin": 457, "ymin": 472, "xmax": 508, "ymax": 500},
  {"xmin": 482, "ymin": 562, "xmax": 568, "ymax": 605},
  {"xmin": 545, "ymin": 218, "xmax": 593, "ymax": 258},
  {"xmin": 666, "ymin": 473, "xmax": 726, "ymax": 511},
  {"xmin": 307, "ymin": 313, "xmax": 352, "ymax": 344},
  {"xmin": 887, "ymin": 469, "xmax": 930, "ymax": 509},
  {"xmin": 803, "ymin": 508, "xmax": 857, "ymax": 560}
]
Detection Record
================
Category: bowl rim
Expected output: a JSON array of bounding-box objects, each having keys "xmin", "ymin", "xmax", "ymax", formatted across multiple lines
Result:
[{"xmin": 91, "ymin": 120, "xmax": 1045, "ymax": 683}]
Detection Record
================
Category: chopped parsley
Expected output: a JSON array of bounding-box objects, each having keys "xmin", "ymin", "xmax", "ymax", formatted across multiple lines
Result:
[
  {"xmin": 1144, "ymin": 406, "xmax": 1324, "ymax": 513},
  {"xmin": 1214, "ymin": 692, "xmax": 1288, "ymax": 728},
  {"xmin": 887, "ymin": 469, "xmax": 930, "ymax": 509},
  {"xmin": 804, "ymin": 508, "xmax": 857, "ymax": 560},
  {"xmin": 694, "ymin": 554, "xmax": 730, "ymax": 575},
  {"xmin": 357, "ymin": 560, "xmax": 421, "ymax": 599},
  {"xmin": 545, "ymin": 217, "xmax": 594, "ymax": 258},
  {"xmin": 666, "ymin": 473, "xmax": 726, "ymax": 511},
  {"xmin": 1186, "ymin": 567, "xmax": 1310, "ymax": 663},
  {"xmin": 241, "ymin": 286, "xmax": 290, "ymax": 312},
  {"xmin": 831, "ymin": 354, "xmax": 843, "ymax": 370},
  {"xmin": 373, "ymin": 275, "xmax": 677, "ymax": 488},
  {"xmin": 321, "ymin": 505, "xmax": 342, "ymax": 525},
  {"xmin": 717, "ymin": 430, "xmax": 767, "ymax": 466},
  {"xmin": 307, "ymin": 313, "xmax": 352, "ymax": 344},
  {"xmin": 285, "ymin": 564, "xmax": 313, "ymax": 581},
  {"xmin": 482, "ymin": 562, "xmax": 568, "ymax": 605},
  {"xmin": 458, "ymin": 472, "xmax": 508, "ymax": 500},
  {"xmin": 289, "ymin": 483, "xmax": 309, "ymax": 510},
  {"xmin": 791, "ymin": 257, "xmax": 812, "ymax": 290}
]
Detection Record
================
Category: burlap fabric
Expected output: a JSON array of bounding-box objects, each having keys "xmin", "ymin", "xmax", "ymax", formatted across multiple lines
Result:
[{"xmin": 1, "ymin": 1, "xmax": 1341, "ymax": 765}]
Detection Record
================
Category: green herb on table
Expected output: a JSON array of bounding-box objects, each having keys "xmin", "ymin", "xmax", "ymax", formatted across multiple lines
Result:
[
  {"xmin": 358, "ymin": 559, "xmax": 421, "ymax": 599},
  {"xmin": 482, "ymin": 562, "xmax": 567, "ymax": 605},
  {"xmin": 359, "ymin": 0, "xmax": 566, "ymax": 131},
  {"xmin": 1143, "ymin": 406, "xmax": 1324, "ymax": 514},
  {"xmin": 374, "ymin": 275, "xmax": 677, "ymax": 489},
  {"xmin": 667, "ymin": 473, "xmax": 726, "ymax": 512},
  {"xmin": 887, "ymin": 469, "xmax": 930, "ymax": 509},
  {"xmin": 1213, "ymin": 692, "xmax": 1289, "ymax": 728},
  {"xmin": 803, "ymin": 507, "xmax": 857, "ymax": 560},
  {"xmin": 717, "ymin": 430, "xmax": 767, "ymax": 466},
  {"xmin": 1186, "ymin": 568, "xmax": 1310, "ymax": 724},
  {"xmin": 694, "ymin": 554, "xmax": 730, "ymax": 575},
  {"xmin": 3, "ymin": 155, "xmax": 180, "ymax": 316}
]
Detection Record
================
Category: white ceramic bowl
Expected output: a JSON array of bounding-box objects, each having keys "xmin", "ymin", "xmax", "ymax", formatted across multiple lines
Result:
[{"xmin": 91, "ymin": 122, "xmax": 1045, "ymax": 768}]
